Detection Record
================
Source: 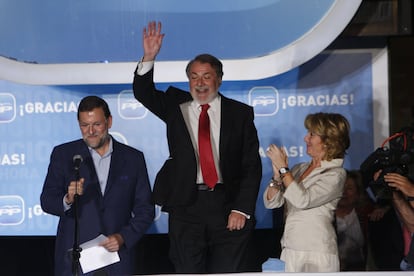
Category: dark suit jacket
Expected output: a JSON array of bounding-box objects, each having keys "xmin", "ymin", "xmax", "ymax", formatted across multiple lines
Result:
[
  {"xmin": 133, "ymin": 68, "xmax": 262, "ymax": 217},
  {"xmin": 40, "ymin": 137, "xmax": 154, "ymax": 276}
]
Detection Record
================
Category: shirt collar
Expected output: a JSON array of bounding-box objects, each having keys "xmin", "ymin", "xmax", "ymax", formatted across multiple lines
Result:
[
  {"xmin": 320, "ymin": 158, "xmax": 344, "ymax": 169},
  {"xmin": 191, "ymin": 94, "xmax": 221, "ymax": 111},
  {"xmin": 88, "ymin": 136, "xmax": 113, "ymax": 158}
]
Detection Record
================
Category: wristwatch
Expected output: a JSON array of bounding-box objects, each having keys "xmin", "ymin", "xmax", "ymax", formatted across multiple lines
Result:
[{"xmin": 279, "ymin": 167, "xmax": 289, "ymax": 176}]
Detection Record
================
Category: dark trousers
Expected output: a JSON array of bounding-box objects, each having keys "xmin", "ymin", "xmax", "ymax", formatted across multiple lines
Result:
[{"xmin": 168, "ymin": 188, "xmax": 255, "ymax": 274}]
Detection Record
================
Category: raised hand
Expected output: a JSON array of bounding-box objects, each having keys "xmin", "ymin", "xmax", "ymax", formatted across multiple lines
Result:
[
  {"xmin": 266, "ymin": 144, "xmax": 288, "ymax": 173},
  {"xmin": 142, "ymin": 21, "xmax": 165, "ymax": 61}
]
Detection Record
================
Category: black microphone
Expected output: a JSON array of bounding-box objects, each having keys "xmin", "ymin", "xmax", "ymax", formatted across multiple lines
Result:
[{"xmin": 73, "ymin": 155, "xmax": 83, "ymax": 170}]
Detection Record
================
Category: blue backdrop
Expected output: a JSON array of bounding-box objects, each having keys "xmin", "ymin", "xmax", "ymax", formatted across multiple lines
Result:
[
  {"xmin": 0, "ymin": 49, "xmax": 386, "ymax": 235},
  {"xmin": 1, "ymin": 0, "xmax": 383, "ymax": 235}
]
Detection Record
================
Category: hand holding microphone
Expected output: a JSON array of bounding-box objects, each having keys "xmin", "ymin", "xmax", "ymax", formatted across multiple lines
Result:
[
  {"xmin": 65, "ymin": 178, "xmax": 85, "ymax": 205},
  {"xmin": 64, "ymin": 155, "xmax": 84, "ymax": 205}
]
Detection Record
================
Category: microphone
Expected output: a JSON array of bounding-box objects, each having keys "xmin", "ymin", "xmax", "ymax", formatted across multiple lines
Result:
[{"xmin": 73, "ymin": 155, "xmax": 83, "ymax": 170}]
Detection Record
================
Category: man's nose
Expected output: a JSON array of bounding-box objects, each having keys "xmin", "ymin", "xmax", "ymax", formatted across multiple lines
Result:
[
  {"xmin": 197, "ymin": 78, "xmax": 205, "ymax": 86},
  {"xmin": 87, "ymin": 125, "xmax": 95, "ymax": 134}
]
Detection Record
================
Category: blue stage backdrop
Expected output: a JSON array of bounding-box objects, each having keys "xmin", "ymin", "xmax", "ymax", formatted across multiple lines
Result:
[
  {"xmin": 0, "ymin": 48, "xmax": 389, "ymax": 235},
  {"xmin": 1, "ymin": 0, "xmax": 385, "ymax": 235}
]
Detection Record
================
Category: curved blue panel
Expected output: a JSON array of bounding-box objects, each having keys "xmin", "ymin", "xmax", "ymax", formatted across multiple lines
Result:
[{"xmin": 0, "ymin": 0, "xmax": 335, "ymax": 63}]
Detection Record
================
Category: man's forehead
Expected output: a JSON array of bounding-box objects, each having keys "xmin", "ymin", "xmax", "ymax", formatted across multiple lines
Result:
[
  {"xmin": 190, "ymin": 65, "xmax": 215, "ymax": 75},
  {"xmin": 80, "ymin": 109, "xmax": 98, "ymax": 115},
  {"xmin": 79, "ymin": 108, "xmax": 104, "ymax": 118},
  {"xmin": 190, "ymin": 70, "xmax": 213, "ymax": 75}
]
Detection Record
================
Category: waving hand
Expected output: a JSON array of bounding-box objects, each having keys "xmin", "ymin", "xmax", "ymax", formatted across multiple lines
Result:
[{"xmin": 142, "ymin": 21, "xmax": 165, "ymax": 61}]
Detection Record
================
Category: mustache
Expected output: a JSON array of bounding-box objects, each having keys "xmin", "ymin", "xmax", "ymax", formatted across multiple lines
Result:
[{"xmin": 195, "ymin": 85, "xmax": 209, "ymax": 91}]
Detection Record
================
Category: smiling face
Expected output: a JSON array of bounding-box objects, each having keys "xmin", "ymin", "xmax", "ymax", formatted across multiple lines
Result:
[
  {"xmin": 188, "ymin": 61, "xmax": 221, "ymax": 104},
  {"xmin": 304, "ymin": 131, "xmax": 326, "ymax": 160},
  {"xmin": 78, "ymin": 107, "xmax": 112, "ymax": 155}
]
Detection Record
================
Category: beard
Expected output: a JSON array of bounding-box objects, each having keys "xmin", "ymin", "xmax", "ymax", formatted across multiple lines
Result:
[{"xmin": 84, "ymin": 133, "xmax": 110, "ymax": 150}]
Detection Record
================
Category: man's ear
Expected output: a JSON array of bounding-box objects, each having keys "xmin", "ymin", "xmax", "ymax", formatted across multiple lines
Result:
[{"xmin": 107, "ymin": 115, "xmax": 113, "ymax": 129}]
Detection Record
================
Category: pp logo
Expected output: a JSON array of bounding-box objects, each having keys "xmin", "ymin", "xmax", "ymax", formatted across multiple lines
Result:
[
  {"xmin": 248, "ymin": 87, "xmax": 279, "ymax": 116},
  {"xmin": 0, "ymin": 93, "xmax": 16, "ymax": 123},
  {"xmin": 0, "ymin": 195, "xmax": 25, "ymax": 225},
  {"xmin": 118, "ymin": 90, "xmax": 147, "ymax": 119}
]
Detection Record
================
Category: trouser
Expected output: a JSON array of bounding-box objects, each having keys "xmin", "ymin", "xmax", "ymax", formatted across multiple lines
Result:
[{"xmin": 167, "ymin": 187, "xmax": 255, "ymax": 274}]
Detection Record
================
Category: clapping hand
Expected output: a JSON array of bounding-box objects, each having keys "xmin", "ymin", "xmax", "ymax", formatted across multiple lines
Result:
[{"xmin": 266, "ymin": 144, "xmax": 288, "ymax": 178}]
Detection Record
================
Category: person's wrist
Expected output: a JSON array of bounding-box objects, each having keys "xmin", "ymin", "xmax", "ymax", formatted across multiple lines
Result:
[
  {"xmin": 142, "ymin": 55, "xmax": 155, "ymax": 62},
  {"xmin": 268, "ymin": 177, "xmax": 285, "ymax": 191},
  {"xmin": 114, "ymin": 233, "xmax": 124, "ymax": 246},
  {"xmin": 272, "ymin": 175, "xmax": 282, "ymax": 182},
  {"xmin": 64, "ymin": 194, "xmax": 72, "ymax": 205},
  {"xmin": 279, "ymin": 167, "xmax": 290, "ymax": 178}
]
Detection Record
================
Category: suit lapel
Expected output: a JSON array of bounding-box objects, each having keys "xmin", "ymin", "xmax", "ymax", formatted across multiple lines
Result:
[
  {"xmin": 104, "ymin": 140, "xmax": 122, "ymax": 195},
  {"xmin": 219, "ymin": 96, "xmax": 233, "ymax": 159}
]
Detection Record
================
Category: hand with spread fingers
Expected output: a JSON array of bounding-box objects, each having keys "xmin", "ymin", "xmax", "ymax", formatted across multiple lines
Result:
[{"xmin": 142, "ymin": 21, "xmax": 165, "ymax": 62}]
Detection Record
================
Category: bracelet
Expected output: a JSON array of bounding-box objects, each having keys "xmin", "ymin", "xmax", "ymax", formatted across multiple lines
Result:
[
  {"xmin": 269, "ymin": 177, "xmax": 282, "ymax": 185},
  {"xmin": 268, "ymin": 178, "xmax": 285, "ymax": 192}
]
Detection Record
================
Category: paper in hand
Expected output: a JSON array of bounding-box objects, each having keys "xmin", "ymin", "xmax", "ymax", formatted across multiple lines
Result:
[{"xmin": 79, "ymin": 234, "xmax": 120, "ymax": 274}]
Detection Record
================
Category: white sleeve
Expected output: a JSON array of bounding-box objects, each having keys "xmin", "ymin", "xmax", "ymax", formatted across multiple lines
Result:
[
  {"xmin": 136, "ymin": 59, "xmax": 155, "ymax": 76},
  {"xmin": 263, "ymin": 185, "xmax": 285, "ymax": 209}
]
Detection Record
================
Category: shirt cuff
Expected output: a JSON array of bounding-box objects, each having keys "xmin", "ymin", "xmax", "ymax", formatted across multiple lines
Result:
[
  {"xmin": 136, "ymin": 59, "xmax": 154, "ymax": 76},
  {"xmin": 231, "ymin": 209, "xmax": 250, "ymax": 219},
  {"xmin": 63, "ymin": 194, "xmax": 72, "ymax": 211}
]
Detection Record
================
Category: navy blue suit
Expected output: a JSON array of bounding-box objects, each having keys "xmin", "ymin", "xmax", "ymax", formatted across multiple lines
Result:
[{"xmin": 40, "ymin": 137, "xmax": 154, "ymax": 275}]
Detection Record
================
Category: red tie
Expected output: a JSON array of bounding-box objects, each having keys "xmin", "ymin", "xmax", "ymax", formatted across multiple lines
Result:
[{"xmin": 198, "ymin": 104, "xmax": 218, "ymax": 188}]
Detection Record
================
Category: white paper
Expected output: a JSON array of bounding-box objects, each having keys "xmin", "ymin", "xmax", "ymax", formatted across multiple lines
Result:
[{"xmin": 79, "ymin": 234, "xmax": 120, "ymax": 274}]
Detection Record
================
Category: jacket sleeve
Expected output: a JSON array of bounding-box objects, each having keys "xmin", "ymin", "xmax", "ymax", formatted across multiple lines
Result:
[
  {"xmin": 133, "ymin": 67, "xmax": 169, "ymax": 121},
  {"xmin": 283, "ymin": 167, "xmax": 346, "ymax": 209},
  {"xmin": 40, "ymin": 146, "xmax": 73, "ymax": 217}
]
